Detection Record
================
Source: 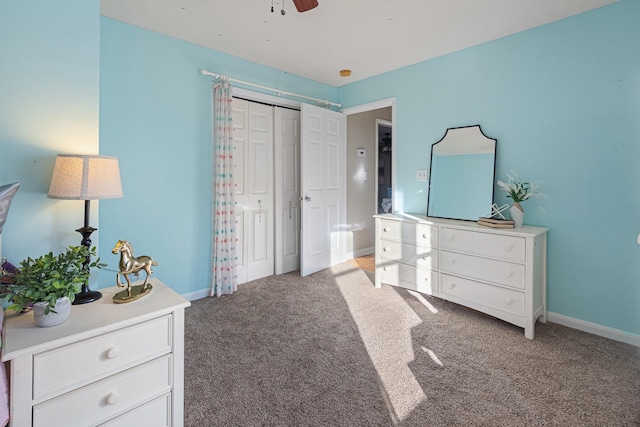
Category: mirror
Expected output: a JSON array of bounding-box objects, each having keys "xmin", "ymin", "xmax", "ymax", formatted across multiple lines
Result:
[{"xmin": 427, "ymin": 125, "xmax": 496, "ymax": 221}]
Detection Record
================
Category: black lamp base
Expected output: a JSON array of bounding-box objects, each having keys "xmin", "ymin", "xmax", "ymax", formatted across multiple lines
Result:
[
  {"xmin": 73, "ymin": 287, "xmax": 102, "ymax": 305},
  {"xmin": 73, "ymin": 226, "xmax": 102, "ymax": 305},
  {"xmin": 74, "ymin": 201, "xmax": 102, "ymax": 305}
]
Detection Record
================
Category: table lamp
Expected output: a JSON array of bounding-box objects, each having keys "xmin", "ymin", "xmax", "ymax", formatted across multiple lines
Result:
[{"xmin": 48, "ymin": 154, "xmax": 123, "ymax": 304}]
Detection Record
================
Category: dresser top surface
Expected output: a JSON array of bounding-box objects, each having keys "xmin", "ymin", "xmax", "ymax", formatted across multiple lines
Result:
[
  {"xmin": 2, "ymin": 278, "xmax": 190, "ymax": 360},
  {"xmin": 375, "ymin": 213, "xmax": 549, "ymax": 236}
]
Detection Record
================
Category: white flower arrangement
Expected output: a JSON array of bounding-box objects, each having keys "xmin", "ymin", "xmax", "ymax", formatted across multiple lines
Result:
[{"xmin": 497, "ymin": 172, "xmax": 543, "ymax": 204}]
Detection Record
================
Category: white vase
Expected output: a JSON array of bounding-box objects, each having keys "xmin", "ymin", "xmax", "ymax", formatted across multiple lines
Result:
[
  {"xmin": 509, "ymin": 202, "xmax": 524, "ymax": 228},
  {"xmin": 33, "ymin": 296, "xmax": 71, "ymax": 327}
]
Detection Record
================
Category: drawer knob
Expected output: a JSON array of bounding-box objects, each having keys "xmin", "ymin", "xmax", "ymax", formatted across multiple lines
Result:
[
  {"xmin": 447, "ymin": 236, "xmax": 455, "ymax": 243},
  {"xmin": 504, "ymin": 271, "xmax": 513, "ymax": 278},
  {"xmin": 106, "ymin": 392, "xmax": 121, "ymax": 406},
  {"xmin": 383, "ymin": 267, "xmax": 388, "ymax": 272},
  {"xmin": 447, "ymin": 283, "xmax": 455, "ymax": 289},
  {"xmin": 383, "ymin": 247, "xmax": 388, "ymax": 252},
  {"xmin": 422, "ymin": 234, "xmax": 428, "ymax": 239},
  {"xmin": 383, "ymin": 227, "xmax": 389, "ymax": 232},
  {"xmin": 504, "ymin": 244, "xmax": 514, "ymax": 252},
  {"xmin": 447, "ymin": 259, "xmax": 455, "ymax": 266},
  {"xmin": 504, "ymin": 298, "xmax": 514, "ymax": 305},
  {"xmin": 106, "ymin": 347, "xmax": 120, "ymax": 359}
]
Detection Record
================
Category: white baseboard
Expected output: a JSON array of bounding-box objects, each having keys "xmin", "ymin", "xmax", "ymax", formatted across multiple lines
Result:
[
  {"xmin": 183, "ymin": 280, "xmax": 255, "ymax": 302},
  {"xmin": 182, "ymin": 288, "xmax": 211, "ymax": 302},
  {"xmin": 547, "ymin": 312, "xmax": 640, "ymax": 347},
  {"xmin": 347, "ymin": 246, "xmax": 374, "ymax": 260}
]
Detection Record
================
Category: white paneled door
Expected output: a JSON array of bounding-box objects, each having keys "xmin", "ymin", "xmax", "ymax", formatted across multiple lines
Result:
[
  {"xmin": 300, "ymin": 104, "xmax": 346, "ymax": 276},
  {"xmin": 274, "ymin": 107, "xmax": 301, "ymax": 275},
  {"xmin": 233, "ymin": 99, "xmax": 274, "ymax": 284}
]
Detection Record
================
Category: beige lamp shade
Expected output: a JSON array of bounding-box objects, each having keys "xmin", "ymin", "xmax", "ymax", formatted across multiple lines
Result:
[{"xmin": 48, "ymin": 155, "xmax": 123, "ymax": 200}]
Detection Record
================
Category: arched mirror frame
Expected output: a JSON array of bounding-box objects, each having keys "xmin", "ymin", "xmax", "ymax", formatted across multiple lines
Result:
[{"xmin": 427, "ymin": 125, "xmax": 497, "ymax": 221}]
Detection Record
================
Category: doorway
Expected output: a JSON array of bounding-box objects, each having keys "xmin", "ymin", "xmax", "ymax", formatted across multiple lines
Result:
[
  {"xmin": 343, "ymin": 98, "xmax": 396, "ymax": 259},
  {"xmin": 376, "ymin": 119, "xmax": 392, "ymax": 214}
]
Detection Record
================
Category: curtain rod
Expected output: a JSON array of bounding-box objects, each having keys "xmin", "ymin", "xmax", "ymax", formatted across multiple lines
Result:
[{"xmin": 200, "ymin": 69, "xmax": 341, "ymax": 109}]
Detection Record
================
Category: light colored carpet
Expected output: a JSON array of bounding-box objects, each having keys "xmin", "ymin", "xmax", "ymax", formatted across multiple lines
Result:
[{"xmin": 184, "ymin": 260, "xmax": 640, "ymax": 426}]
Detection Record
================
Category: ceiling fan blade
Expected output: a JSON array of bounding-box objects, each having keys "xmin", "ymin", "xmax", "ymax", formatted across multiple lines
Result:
[{"xmin": 292, "ymin": 0, "xmax": 318, "ymax": 13}]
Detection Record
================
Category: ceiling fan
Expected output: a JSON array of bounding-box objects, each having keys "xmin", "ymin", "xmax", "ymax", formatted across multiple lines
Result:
[
  {"xmin": 293, "ymin": 0, "xmax": 318, "ymax": 12},
  {"xmin": 271, "ymin": 0, "xmax": 318, "ymax": 15}
]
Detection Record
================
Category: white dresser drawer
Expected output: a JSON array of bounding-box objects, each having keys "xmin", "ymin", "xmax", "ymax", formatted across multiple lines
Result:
[
  {"xmin": 100, "ymin": 393, "xmax": 171, "ymax": 427},
  {"xmin": 378, "ymin": 219, "xmax": 402, "ymax": 241},
  {"xmin": 379, "ymin": 218, "xmax": 437, "ymax": 247},
  {"xmin": 378, "ymin": 239, "xmax": 437, "ymax": 268},
  {"xmin": 412, "ymin": 223, "xmax": 438, "ymax": 248},
  {"xmin": 33, "ymin": 355, "xmax": 173, "ymax": 427},
  {"xmin": 378, "ymin": 238, "xmax": 403, "ymax": 261},
  {"xmin": 379, "ymin": 262, "xmax": 437, "ymax": 294},
  {"xmin": 440, "ymin": 274, "xmax": 524, "ymax": 317},
  {"xmin": 440, "ymin": 227, "xmax": 525, "ymax": 262},
  {"xmin": 34, "ymin": 315, "xmax": 173, "ymax": 400},
  {"xmin": 440, "ymin": 250, "xmax": 525, "ymax": 289}
]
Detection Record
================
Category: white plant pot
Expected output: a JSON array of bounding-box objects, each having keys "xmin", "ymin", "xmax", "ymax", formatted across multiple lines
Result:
[
  {"xmin": 509, "ymin": 203, "xmax": 525, "ymax": 228},
  {"xmin": 33, "ymin": 296, "xmax": 71, "ymax": 327}
]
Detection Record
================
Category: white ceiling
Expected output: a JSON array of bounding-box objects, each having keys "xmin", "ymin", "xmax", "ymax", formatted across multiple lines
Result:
[{"xmin": 100, "ymin": 0, "xmax": 617, "ymax": 87}]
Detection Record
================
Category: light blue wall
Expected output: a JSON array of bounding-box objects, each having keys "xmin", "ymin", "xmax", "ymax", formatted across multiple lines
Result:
[
  {"xmin": 0, "ymin": 1, "xmax": 101, "ymax": 267},
  {"xmin": 339, "ymin": 0, "xmax": 640, "ymax": 336},
  {"xmin": 99, "ymin": 18, "xmax": 337, "ymax": 296}
]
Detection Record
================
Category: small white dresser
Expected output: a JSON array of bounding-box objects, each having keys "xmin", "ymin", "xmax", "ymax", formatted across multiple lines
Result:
[
  {"xmin": 375, "ymin": 214, "xmax": 548, "ymax": 339},
  {"xmin": 1, "ymin": 279, "xmax": 190, "ymax": 426}
]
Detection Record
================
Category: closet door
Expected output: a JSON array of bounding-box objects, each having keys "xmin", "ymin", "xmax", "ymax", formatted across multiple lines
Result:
[
  {"xmin": 233, "ymin": 99, "xmax": 274, "ymax": 284},
  {"xmin": 274, "ymin": 107, "xmax": 301, "ymax": 275}
]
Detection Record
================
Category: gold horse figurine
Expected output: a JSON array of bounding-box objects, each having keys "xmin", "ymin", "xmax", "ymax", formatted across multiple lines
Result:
[{"xmin": 111, "ymin": 240, "xmax": 158, "ymax": 302}]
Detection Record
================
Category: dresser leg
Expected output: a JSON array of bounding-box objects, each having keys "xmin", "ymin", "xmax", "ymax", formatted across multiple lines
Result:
[{"xmin": 524, "ymin": 321, "xmax": 535, "ymax": 339}]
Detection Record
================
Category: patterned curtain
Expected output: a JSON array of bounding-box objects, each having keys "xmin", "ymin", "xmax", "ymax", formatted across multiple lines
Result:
[{"xmin": 211, "ymin": 81, "xmax": 238, "ymax": 296}]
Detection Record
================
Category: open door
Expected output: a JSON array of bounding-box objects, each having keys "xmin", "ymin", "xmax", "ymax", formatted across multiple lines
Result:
[{"xmin": 300, "ymin": 104, "xmax": 346, "ymax": 276}]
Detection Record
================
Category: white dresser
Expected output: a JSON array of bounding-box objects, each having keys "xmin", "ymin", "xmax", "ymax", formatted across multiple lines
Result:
[
  {"xmin": 375, "ymin": 214, "xmax": 548, "ymax": 339},
  {"xmin": 1, "ymin": 279, "xmax": 190, "ymax": 426}
]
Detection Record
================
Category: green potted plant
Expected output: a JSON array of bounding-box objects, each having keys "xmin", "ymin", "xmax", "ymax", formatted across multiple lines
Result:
[
  {"xmin": 497, "ymin": 172, "xmax": 543, "ymax": 227},
  {"xmin": 1, "ymin": 245, "xmax": 106, "ymax": 327}
]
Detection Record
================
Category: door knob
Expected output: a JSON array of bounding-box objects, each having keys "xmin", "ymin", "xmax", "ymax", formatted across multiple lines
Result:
[{"xmin": 304, "ymin": 195, "xmax": 311, "ymax": 202}]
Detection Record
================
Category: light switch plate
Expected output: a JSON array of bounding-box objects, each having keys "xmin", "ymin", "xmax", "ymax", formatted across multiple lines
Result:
[{"xmin": 417, "ymin": 169, "xmax": 429, "ymax": 181}]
